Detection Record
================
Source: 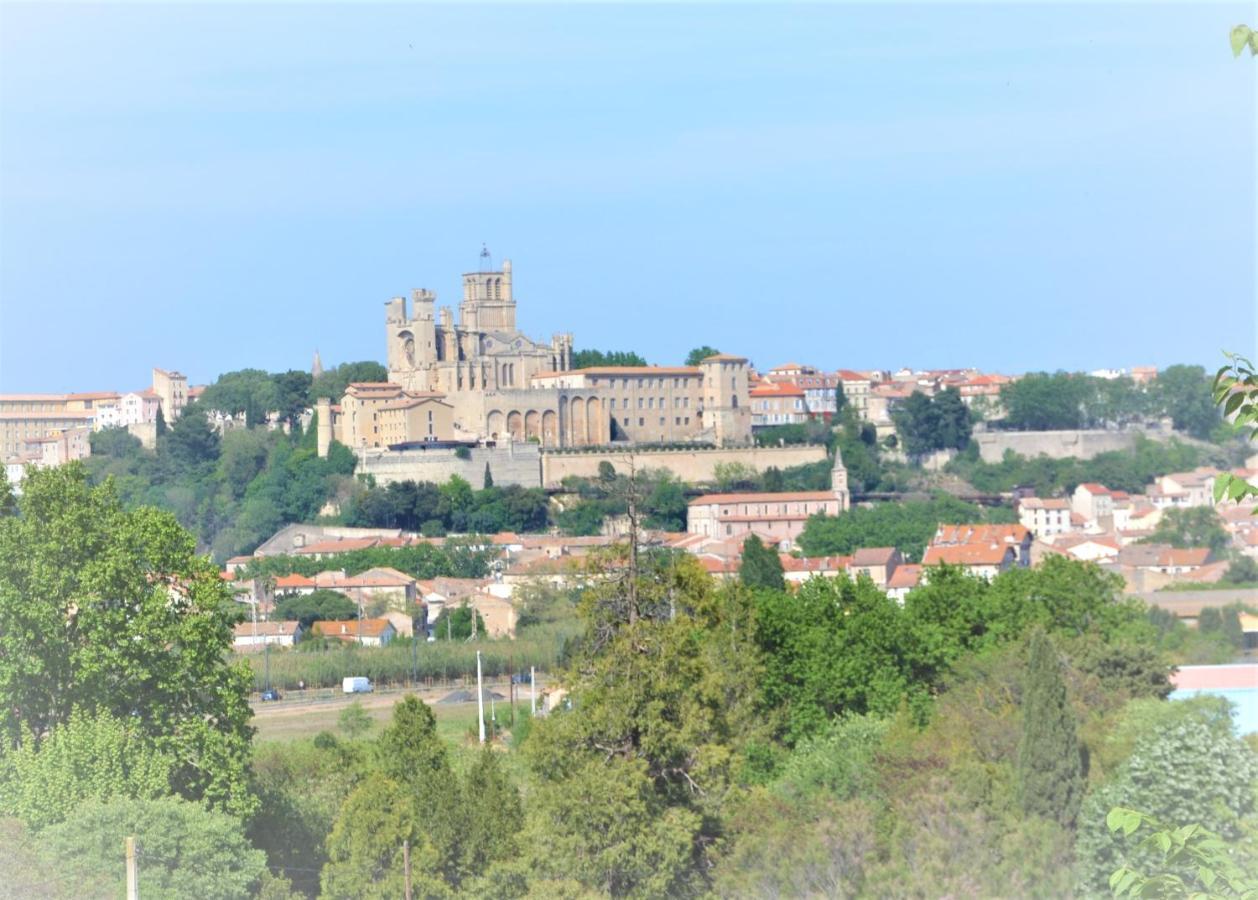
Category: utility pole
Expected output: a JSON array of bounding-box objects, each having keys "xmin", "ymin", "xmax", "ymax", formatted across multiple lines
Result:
[
  {"xmin": 411, "ymin": 615, "xmax": 419, "ymax": 685},
  {"xmin": 476, "ymin": 650, "xmax": 486, "ymax": 744},
  {"xmin": 125, "ymin": 835, "xmax": 138, "ymax": 900},
  {"xmin": 530, "ymin": 665, "xmax": 536, "ymax": 716},
  {"xmin": 403, "ymin": 839, "xmax": 413, "ymax": 900}
]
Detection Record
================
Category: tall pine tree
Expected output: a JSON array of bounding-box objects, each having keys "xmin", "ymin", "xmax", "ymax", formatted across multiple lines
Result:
[
  {"xmin": 1015, "ymin": 629, "xmax": 1084, "ymax": 827},
  {"xmin": 739, "ymin": 534, "xmax": 785, "ymax": 591}
]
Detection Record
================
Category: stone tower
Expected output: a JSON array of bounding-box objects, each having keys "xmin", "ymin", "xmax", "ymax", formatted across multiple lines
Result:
[
  {"xmin": 699, "ymin": 354, "xmax": 752, "ymax": 446},
  {"xmin": 386, "ymin": 289, "xmax": 439, "ymax": 392},
  {"xmin": 460, "ymin": 258, "xmax": 515, "ymax": 331},
  {"xmin": 831, "ymin": 446, "xmax": 850, "ymax": 511}
]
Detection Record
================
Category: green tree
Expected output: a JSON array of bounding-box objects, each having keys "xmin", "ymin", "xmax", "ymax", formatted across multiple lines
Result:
[
  {"xmin": 642, "ymin": 473, "xmax": 688, "ymax": 531},
  {"xmin": 272, "ymin": 369, "xmax": 314, "ymax": 430},
  {"xmin": 1140, "ymin": 506, "xmax": 1230, "ymax": 553},
  {"xmin": 755, "ymin": 575, "xmax": 920, "ymax": 742},
  {"xmin": 320, "ymin": 773, "xmax": 445, "ymax": 900},
  {"xmin": 1014, "ymin": 630, "xmax": 1084, "ymax": 828},
  {"xmin": 162, "ymin": 401, "xmax": 220, "ymax": 471},
  {"xmin": 89, "ymin": 426, "xmax": 143, "ymax": 459},
  {"xmin": 483, "ymin": 461, "xmax": 494, "ymax": 489},
  {"xmin": 571, "ymin": 349, "xmax": 648, "ymax": 368},
  {"xmin": 311, "ymin": 360, "xmax": 388, "ymax": 403},
  {"xmin": 1000, "ymin": 372, "xmax": 1093, "ymax": 430},
  {"xmin": 1076, "ymin": 698, "xmax": 1258, "ymax": 894},
  {"xmin": 523, "ymin": 757, "xmax": 703, "ymax": 898},
  {"xmin": 275, "ymin": 589, "xmax": 358, "ymax": 629},
  {"xmin": 248, "ymin": 738, "xmax": 364, "ymax": 898},
  {"xmin": 338, "ymin": 701, "xmax": 372, "ymax": 739},
  {"xmin": 39, "ymin": 796, "xmax": 266, "ymax": 900},
  {"xmin": 457, "ymin": 749, "xmax": 524, "ymax": 881},
  {"xmin": 1105, "ymin": 807, "xmax": 1258, "ymax": 899},
  {"xmin": 739, "ymin": 534, "xmax": 785, "ymax": 591},
  {"xmin": 0, "ymin": 466, "xmax": 254, "ymax": 815},
  {"xmin": 1156, "ymin": 364, "xmax": 1219, "ymax": 439},
  {"xmin": 0, "ymin": 710, "xmax": 173, "ymax": 831},
  {"xmin": 685, "ymin": 346, "xmax": 721, "ymax": 366}
]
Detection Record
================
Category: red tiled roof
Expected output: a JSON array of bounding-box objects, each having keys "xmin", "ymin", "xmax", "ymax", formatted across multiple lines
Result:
[
  {"xmin": 294, "ymin": 538, "xmax": 381, "ymax": 555},
  {"xmin": 312, "ymin": 618, "xmax": 394, "ymax": 639},
  {"xmin": 533, "ymin": 366, "xmax": 701, "ymax": 379},
  {"xmin": 750, "ymin": 382, "xmax": 805, "ymax": 397},
  {"xmin": 274, "ymin": 573, "xmax": 316, "ymax": 589},
  {"xmin": 922, "ymin": 544, "xmax": 1014, "ymax": 566},
  {"xmin": 934, "ymin": 524, "xmax": 1030, "ymax": 546},
  {"xmin": 690, "ymin": 491, "xmax": 838, "ymax": 506},
  {"xmin": 887, "ymin": 564, "xmax": 923, "ymax": 590},
  {"xmin": 851, "ymin": 547, "xmax": 898, "ymax": 566}
]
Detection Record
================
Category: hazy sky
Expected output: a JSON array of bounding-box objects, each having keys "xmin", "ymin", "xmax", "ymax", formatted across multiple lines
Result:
[{"xmin": 1, "ymin": 3, "xmax": 1254, "ymax": 392}]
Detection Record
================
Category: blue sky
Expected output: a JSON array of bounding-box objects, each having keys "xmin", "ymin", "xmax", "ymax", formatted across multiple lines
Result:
[{"xmin": 1, "ymin": 2, "xmax": 1254, "ymax": 392}]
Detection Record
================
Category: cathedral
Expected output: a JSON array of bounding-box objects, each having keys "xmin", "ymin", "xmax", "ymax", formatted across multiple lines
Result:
[{"xmin": 318, "ymin": 256, "xmax": 752, "ymax": 453}]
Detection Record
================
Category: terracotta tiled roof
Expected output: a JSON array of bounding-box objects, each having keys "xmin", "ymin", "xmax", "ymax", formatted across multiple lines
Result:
[
  {"xmin": 233, "ymin": 621, "xmax": 301, "ymax": 638},
  {"xmin": 690, "ymin": 491, "xmax": 838, "ymax": 506},
  {"xmin": 274, "ymin": 573, "xmax": 316, "ymax": 589},
  {"xmin": 750, "ymin": 382, "xmax": 805, "ymax": 397},
  {"xmin": 780, "ymin": 555, "xmax": 851, "ymax": 573},
  {"xmin": 934, "ymin": 524, "xmax": 1030, "ymax": 546},
  {"xmin": 851, "ymin": 547, "xmax": 899, "ymax": 566},
  {"xmin": 294, "ymin": 538, "xmax": 381, "ymax": 555},
  {"xmin": 312, "ymin": 618, "xmax": 394, "ymax": 639},
  {"xmin": 532, "ymin": 367, "xmax": 701, "ymax": 378},
  {"xmin": 886, "ymin": 564, "xmax": 923, "ymax": 590},
  {"xmin": 1020, "ymin": 498, "xmax": 1071, "ymax": 510},
  {"xmin": 922, "ymin": 544, "xmax": 1014, "ymax": 566}
]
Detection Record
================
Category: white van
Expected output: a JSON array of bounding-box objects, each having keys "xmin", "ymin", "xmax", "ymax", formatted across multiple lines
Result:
[{"xmin": 342, "ymin": 676, "xmax": 373, "ymax": 694}]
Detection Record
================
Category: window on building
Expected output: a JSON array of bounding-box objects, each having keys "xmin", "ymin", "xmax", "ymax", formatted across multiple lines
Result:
[{"xmin": 638, "ymin": 417, "xmax": 644, "ymax": 427}]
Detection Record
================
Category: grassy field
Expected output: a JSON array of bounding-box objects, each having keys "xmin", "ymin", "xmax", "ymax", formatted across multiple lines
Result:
[{"xmin": 251, "ymin": 688, "xmax": 533, "ymax": 747}]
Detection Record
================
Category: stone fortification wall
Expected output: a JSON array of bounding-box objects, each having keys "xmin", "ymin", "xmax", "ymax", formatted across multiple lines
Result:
[
  {"xmin": 973, "ymin": 425, "xmax": 1173, "ymax": 464},
  {"xmin": 358, "ymin": 443, "xmax": 543, "ymax": 488},
  {"xmin": 540, "ymin": 444, "xmax": 828, "ymax": 487}
]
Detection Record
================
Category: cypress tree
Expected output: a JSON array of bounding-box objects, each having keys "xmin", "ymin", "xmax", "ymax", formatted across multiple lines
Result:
[
  {"xmin": 483, "ymin": 462, "xmax": 494, "ymax": 489},
  {"xmin": 739, "ymin": 534, "xmax": 785, "ymax": 591},
  {"xmin": 1015, "ymin": 629, "xmax": 1084, "ymax": 827}
]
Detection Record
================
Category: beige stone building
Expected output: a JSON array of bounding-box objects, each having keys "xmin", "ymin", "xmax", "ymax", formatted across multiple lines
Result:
[
  {"xmin": 687, "ymin": 451, "xmax": 850, "ymax": 545},
  {"xmin": 318, "ymin": 257, "xmax": 753, "ymax": 454},
  {"xmin": 318, "ymin": 383, "xmax": 455, "ymax": 451}
]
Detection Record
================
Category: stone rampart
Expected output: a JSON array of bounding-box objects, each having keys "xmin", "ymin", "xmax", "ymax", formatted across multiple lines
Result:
[
  {"xmin": 540, "ymin": 444, "xmax": 827, "ymax": 487},
  {"xmin": 357, "ymin": 443, "xmax": 543, "ymax": 488},
  {"xmin": 973, "ymin": 426, "xmax": 1173, "ymax": 463}
]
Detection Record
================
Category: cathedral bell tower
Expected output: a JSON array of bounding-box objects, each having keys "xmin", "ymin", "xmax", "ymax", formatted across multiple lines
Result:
[{"xmin": 460, "ymin": 247, "xmax": 515, "ymax": 332}]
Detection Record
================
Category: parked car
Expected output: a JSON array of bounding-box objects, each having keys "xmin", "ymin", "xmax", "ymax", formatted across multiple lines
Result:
[
  {"xmin": 342, "ymin": 676, "xmax": 373, "ymax": 694},
  {"xmin": 511, "ymin": 672, "xmax": 534, "ymax": 685},
  {"xmin": 260, "ymin": 688, "xmax": 282, "ymax": 701}
]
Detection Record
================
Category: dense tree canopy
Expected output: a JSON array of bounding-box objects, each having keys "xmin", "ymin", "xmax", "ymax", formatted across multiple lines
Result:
[
  {"xmin": 0, "ymin": 466, "xmax": 255, "ymax": 815},
  {"xmin": 684, "ymin": 345, "xmax": 721, "ymax": 366},
  {"xmin": 892, "ymin": 387, "xmax": 973, "ymax": 456},
  {"xmin": 571, "ymin": 349, "xmax": 648, "ymax": 369},
  {"xmin": 1139, "ymin": 505, "xmax": 1230, "ymax": 553},
  {"xmin": 797, "ymin": 495, "xmax": 1015, "ymax": 560}
]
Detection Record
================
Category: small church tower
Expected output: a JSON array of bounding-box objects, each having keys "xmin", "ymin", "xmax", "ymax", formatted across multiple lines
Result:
[
  {"xmin": 831, "ymin": 447, "xmax": 850, "ymax": 512},
  {"xmin": 312, "ymin": 349, "xmax": 324, "ymax": 379}
]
